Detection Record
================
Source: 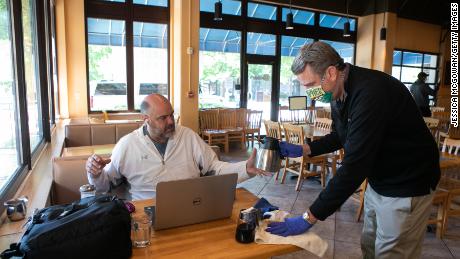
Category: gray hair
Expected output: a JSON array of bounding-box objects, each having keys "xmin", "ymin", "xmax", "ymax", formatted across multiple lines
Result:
[
  {"xmin": 140, "ymin": 101, "xmax": 150, "ymax": 115},
  {"xmin": 291, "ymin": 41, "xmax": 345, "ymax": 76}
]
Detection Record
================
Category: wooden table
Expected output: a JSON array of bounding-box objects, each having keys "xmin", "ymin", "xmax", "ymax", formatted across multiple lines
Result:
[
  {"xmin": 301, "ymin": 124, "xmax": 330, "ymax": 140},
  {"xmin": 131, "ymin": 188, "xmax": 300, "ymax": 258},
  {"xmin": 61, "ymin": 144, "xmax": 115, "ymax": 157}
]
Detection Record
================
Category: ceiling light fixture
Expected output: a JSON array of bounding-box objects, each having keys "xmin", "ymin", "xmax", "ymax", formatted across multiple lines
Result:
[
  {"xmin": 214, "ymin": 0, "xmax": 222, "ymax": 21},
  {"xmin": 343, "ymin": 0, "xmax": 351, "ymax": 37},
  {"xmin": 286, "ymin": 0, "xmax": 294, "ymax": 29},
  {"xmin": 380, "ymin": 0, "xmax": 387, "ymax": 40}
]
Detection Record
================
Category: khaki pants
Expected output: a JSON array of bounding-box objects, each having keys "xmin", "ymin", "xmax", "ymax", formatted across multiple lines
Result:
[{"xmin": 361, "ymin": 184, "xmax": 434, "ymax": 259}]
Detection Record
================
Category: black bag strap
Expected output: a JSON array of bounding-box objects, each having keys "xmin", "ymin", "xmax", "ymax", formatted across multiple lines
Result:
[{"xmin": 0, "ymin": 243, "xmax": 23, "ymax": 259}]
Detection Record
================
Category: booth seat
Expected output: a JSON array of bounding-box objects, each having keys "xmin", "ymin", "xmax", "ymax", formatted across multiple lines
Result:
[{"xmin": 64, "ymin": 122, "xmax": 143, "ymax": 147}]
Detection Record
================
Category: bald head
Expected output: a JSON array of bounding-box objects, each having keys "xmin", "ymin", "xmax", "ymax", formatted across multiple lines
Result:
[
  {"xmin": 140, "ymin": 94, "xmax": 171, "ymax": 115},
  {"xmin": 141, "ymin": 94, "xmax": 175, "ymax": 143}
]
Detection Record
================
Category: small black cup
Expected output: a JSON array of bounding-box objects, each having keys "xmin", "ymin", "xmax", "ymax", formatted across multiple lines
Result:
[{"xmin": 235, "ymin": 222, "xmax": 256, "ymax": 243}]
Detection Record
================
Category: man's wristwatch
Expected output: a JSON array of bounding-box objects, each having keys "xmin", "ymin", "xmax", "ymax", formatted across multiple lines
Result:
[{"xmin": 303, "ymin": 211, "xmax": 316, "ymax": 225}]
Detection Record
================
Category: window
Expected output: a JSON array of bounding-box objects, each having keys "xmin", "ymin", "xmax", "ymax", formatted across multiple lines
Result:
[
  {"xmin": 133, "ymin": 0, "xmax": 168, "ymax": 7},
  {"xmin": 86, "ymin": 0, "xmax": 169, "ymax": 112},
  {"xmin": 133, "ymin": 22, "xmax": 168, "ymax": 109},
  {"xmin": 199, "ymin": 28, "xmax": 241, "ymax": 109},
  {"xmin": 200, "ymin": 0, "xmax": 241, "ymax": 15},
  {"xmin": 279, "ymin": 36, "xmax": 314, "ymax": 107},
  {"xmin": 319, "ymin": 13, "xmax": 356, "ymax": 31},
  {"xmin": 246, "ymin": 32, "xmax": 276, "ymax": 56},
  {"xmin": 87, "ymin": 18, "xmax": 127, "ymax": 111},
  {"xmin": 391, "ymin": 50, "xmax": 439, "ymax": 95},
  {"xmin": 0, "ymin": 0, "xmax": 54, "ymax": 201},
  {"xmin": 0, "ymin": 0, "xmax": 21, "ymax": 191},
  {"xmin": 281, "ymin": 8, "xmax": 314, "ymax": 25},
  {"xmin": 199, "ymin": 1, "xmax": 357, "ymax": 118},
  {"xmin": 247, "ymin": 2, "xmax": 276, "ymax": 20},
  {"xmin": 22, "ymin": 0, "xmax": 43, "ymax": 151}
]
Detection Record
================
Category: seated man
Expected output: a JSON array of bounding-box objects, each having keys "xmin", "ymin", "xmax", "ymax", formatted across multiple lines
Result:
[{"xmin": 86, "ymin": 94, "xmax": 266, "ymax": 200}]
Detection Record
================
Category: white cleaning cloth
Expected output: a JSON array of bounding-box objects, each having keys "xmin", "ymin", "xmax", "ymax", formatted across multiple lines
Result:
[{"xmin": 255, "ymin": 210, "xmax": 328, "ymax": 257}]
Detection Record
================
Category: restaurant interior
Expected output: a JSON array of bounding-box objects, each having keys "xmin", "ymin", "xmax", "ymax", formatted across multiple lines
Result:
[{"xmin": 0, "ymin": 0, "xmax": 457, "ymax": 258}]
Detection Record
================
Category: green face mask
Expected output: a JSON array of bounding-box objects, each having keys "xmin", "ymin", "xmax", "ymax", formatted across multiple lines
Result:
[{"xmin": 305, "ymin": 86, "xmax": 333, "ymax": 103}]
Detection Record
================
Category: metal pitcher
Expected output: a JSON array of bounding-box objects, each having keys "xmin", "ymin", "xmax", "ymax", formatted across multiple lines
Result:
[
  {"xmin": 256, "ymin": 137, "xmax": 281, "ymax": 173},
  {"xmin": 4, "ymin": 196, "xmax": 28, "ymax": 221}
]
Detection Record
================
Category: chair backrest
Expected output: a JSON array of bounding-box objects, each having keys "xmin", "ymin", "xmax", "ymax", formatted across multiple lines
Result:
[
  {"xmin": 448, "ymin": 125, "xmax": 460, "ymax": 140},
  {"xmin": 247, "ymin": 110, "xmax": 263, "ymax": 130},
  {"xmin": 218, "ymin": 109, "xmax": 237, "ymax": 129},
  {"xmin": 431, "ymin": 106, "xmax": 445, "ymax": 113},
  {"xmin": 199, "ymin": 109, "xmax": 219, "ymax": 130},
  {"xmin": 432, "ymin": 111, "xmax": 450, "ymax": 132},
  {"xmin": 235, "ymin": 108, "xmax": 247, "ymax": 128},
  {"xmin": 278, "ymin": 106, "xmax": 293, "ymax": 123},
  {"xmin": 282, "ymin": 123, "xmax": 305, "ymax": 145},
  {"xmin": 315, "ymin": 118, "xmax": 332, "ymax": 131},
  {"xmin": 423, "ymin": 117, "xmax": 440, "ymax": 140},
  {"xmin": 264, "ymin": 120, "xmax": 282, "ymax": 139},
  {"xmin": 442, "ymin": 138, "xmax": 460, "ymax": 155}
]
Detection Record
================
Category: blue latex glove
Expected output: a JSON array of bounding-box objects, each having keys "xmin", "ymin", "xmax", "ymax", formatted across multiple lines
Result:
[
  {"xmin": 265, "ymin": 216, "xmax": 313, "ymax": 237},
  {"xmin": 279, "ymin": 141, "xmax": 303, "ymax": 158},
  {"xmin": 254, "ymin": 198, "xmax": 279, "ymax": 218}
]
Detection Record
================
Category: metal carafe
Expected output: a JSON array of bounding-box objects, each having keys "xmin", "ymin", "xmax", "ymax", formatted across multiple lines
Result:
[{"xmin": 256, "ymin": 137, "xmax": 281, "ymax": 173}]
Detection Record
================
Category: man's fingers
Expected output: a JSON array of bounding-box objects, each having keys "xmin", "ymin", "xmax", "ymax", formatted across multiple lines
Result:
[{"xmin": 103, "ymin": 158, "xmax": 111, "ymax": 165}]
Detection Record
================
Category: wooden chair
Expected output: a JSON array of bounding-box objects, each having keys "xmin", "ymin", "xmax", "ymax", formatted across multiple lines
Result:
[
  {"xmin": 431, "ymin": 106, "xmax": 445, "ymax": 113},
  {"xmin": 439, "ymin": 177, "xmax": 460, "ymax": 237},
  {"xmin": 278, "ymin": 106, "xmax": 293, "ymax": 123},
  {"xmin": 432, "ymin": 111, "xmax": 450, "ymax": 134},
  {"xmin": 245, "ymin": 110, "xmax": 263, "ymax": 146},
  {"xmin": 264, "ymin": 120, "xmax": 282, "ymax": 140},
  {"xmin": 423, "ymin": 117, "xmax": 440, "ymax": 144},
  {"xmin": 219, "ymin": 109, "xmax": 245, "ymax": 150},
  {"xmin": 442, "ymin": 138, "xmax": 460, "ymax": 155},
  {"xmin": 199, "ymin": 109, "xmax": 229, "ymax": 153},
  {"xmin": 428, "ymin": 190, "xmax": 449, "ymax": 238},
  {"xmin": 281, "ymin": 123, "xmax": 327, "ymax": 191}
]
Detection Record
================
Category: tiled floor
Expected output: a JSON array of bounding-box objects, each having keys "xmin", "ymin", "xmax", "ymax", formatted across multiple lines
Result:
[{"xmin": 221, "ymin": 145, "xmax": 460, "ymax": 259}]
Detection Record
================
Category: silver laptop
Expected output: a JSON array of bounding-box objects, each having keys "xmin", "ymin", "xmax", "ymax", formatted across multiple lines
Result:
[{"xmin": 154, "ymin": 173, "xmax": 238, "ymax": 230}]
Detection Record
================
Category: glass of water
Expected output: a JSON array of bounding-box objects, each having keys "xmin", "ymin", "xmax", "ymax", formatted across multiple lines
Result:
[{"xmin": 131, "ymin": 212, "xmax": 152, "ymax": 248}]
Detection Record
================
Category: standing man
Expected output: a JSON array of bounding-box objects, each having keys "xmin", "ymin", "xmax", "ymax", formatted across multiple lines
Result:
[
  {"xmin": 410, "ymin": 71, "xmax": 437, "ymax": 117},
  {"xmin": 266, "ymin": 42, "xmax": 440, "ymax": 259}
]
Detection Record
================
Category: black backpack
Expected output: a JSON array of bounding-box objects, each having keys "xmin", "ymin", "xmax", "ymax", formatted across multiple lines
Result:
[{"xmin": 1, "ymin": 195, "xmax": 132, "ymax": 259}]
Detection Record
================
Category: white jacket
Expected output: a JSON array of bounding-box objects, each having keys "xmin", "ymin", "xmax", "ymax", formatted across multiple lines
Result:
[{"xmin": 87, "ymin": 124, "xmax": 249, "ymax": 200}]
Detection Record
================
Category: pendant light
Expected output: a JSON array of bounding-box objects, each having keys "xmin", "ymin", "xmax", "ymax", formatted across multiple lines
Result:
[
  {"xmin": 380, "ymin": 0, "xmax": 387, "ymax": 40},
  {"xmin": 343, "ymin": 0, "xmax": 351, "ymax": 37},
  {"xmin": 214, "ymin": 0, "xmax": 222, "ymax": 21},
  {"xmin": 286, "ymin": 0, "xmax": 294, "ymax": 30}
]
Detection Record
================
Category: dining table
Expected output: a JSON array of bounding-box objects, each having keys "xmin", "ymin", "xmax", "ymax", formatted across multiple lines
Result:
[
  {"xmin": 61, "ymin": 144, "xmax": 116, "ymax": 157},
  {"xmin": 130, "ymin": 188, "xmax": 301, "ymax": 258}
]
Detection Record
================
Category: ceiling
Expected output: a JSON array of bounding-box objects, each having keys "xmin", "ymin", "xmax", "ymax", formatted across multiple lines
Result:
[{"xmin": 264, "ymin": 0, "xmax": 450, "ymax": 27}]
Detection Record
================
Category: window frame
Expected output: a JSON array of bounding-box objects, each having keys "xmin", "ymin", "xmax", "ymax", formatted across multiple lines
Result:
[
  {"xmin": 0, "ymin": 0, "xmax": 53, "ymax": 213},
  {"xmin": 200, "ymin": 0, "xmax": 357, "ymax": 120},
  {"xmin": 392, "ymin": 48, "xmax": 440, "ymax": 89},
  {"xmin": 84, "ymin": 0, "xmax": 170, "ymax": 113}
]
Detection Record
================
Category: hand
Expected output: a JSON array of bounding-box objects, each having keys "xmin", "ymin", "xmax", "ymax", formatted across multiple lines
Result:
[
  {"xmin": 86, "ymin": 154, "xmax": 111, "ymax": 177},
  {"xmin": 246, "ymin": 149, "xmax": 271, "ymax": 177},
  {"xmin": 254, "ymin": 197, "xmax": 279, "ymax": 215},
  {"xmin": 279, "ymin": 141, "xmax": 304, "ymax": 158},
  {"xmin": 265, "ymin": 216, "xmax": 313, "ymax": 237}
]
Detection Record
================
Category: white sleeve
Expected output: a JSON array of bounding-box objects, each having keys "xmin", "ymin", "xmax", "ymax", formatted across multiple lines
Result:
[
  {"xmin": 87, "ymin": 141, "xmax": 125, "ymax": 193},
  {"xmin": 192, "ymin": 132, "xmax": 251, "ymax": 183}
]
